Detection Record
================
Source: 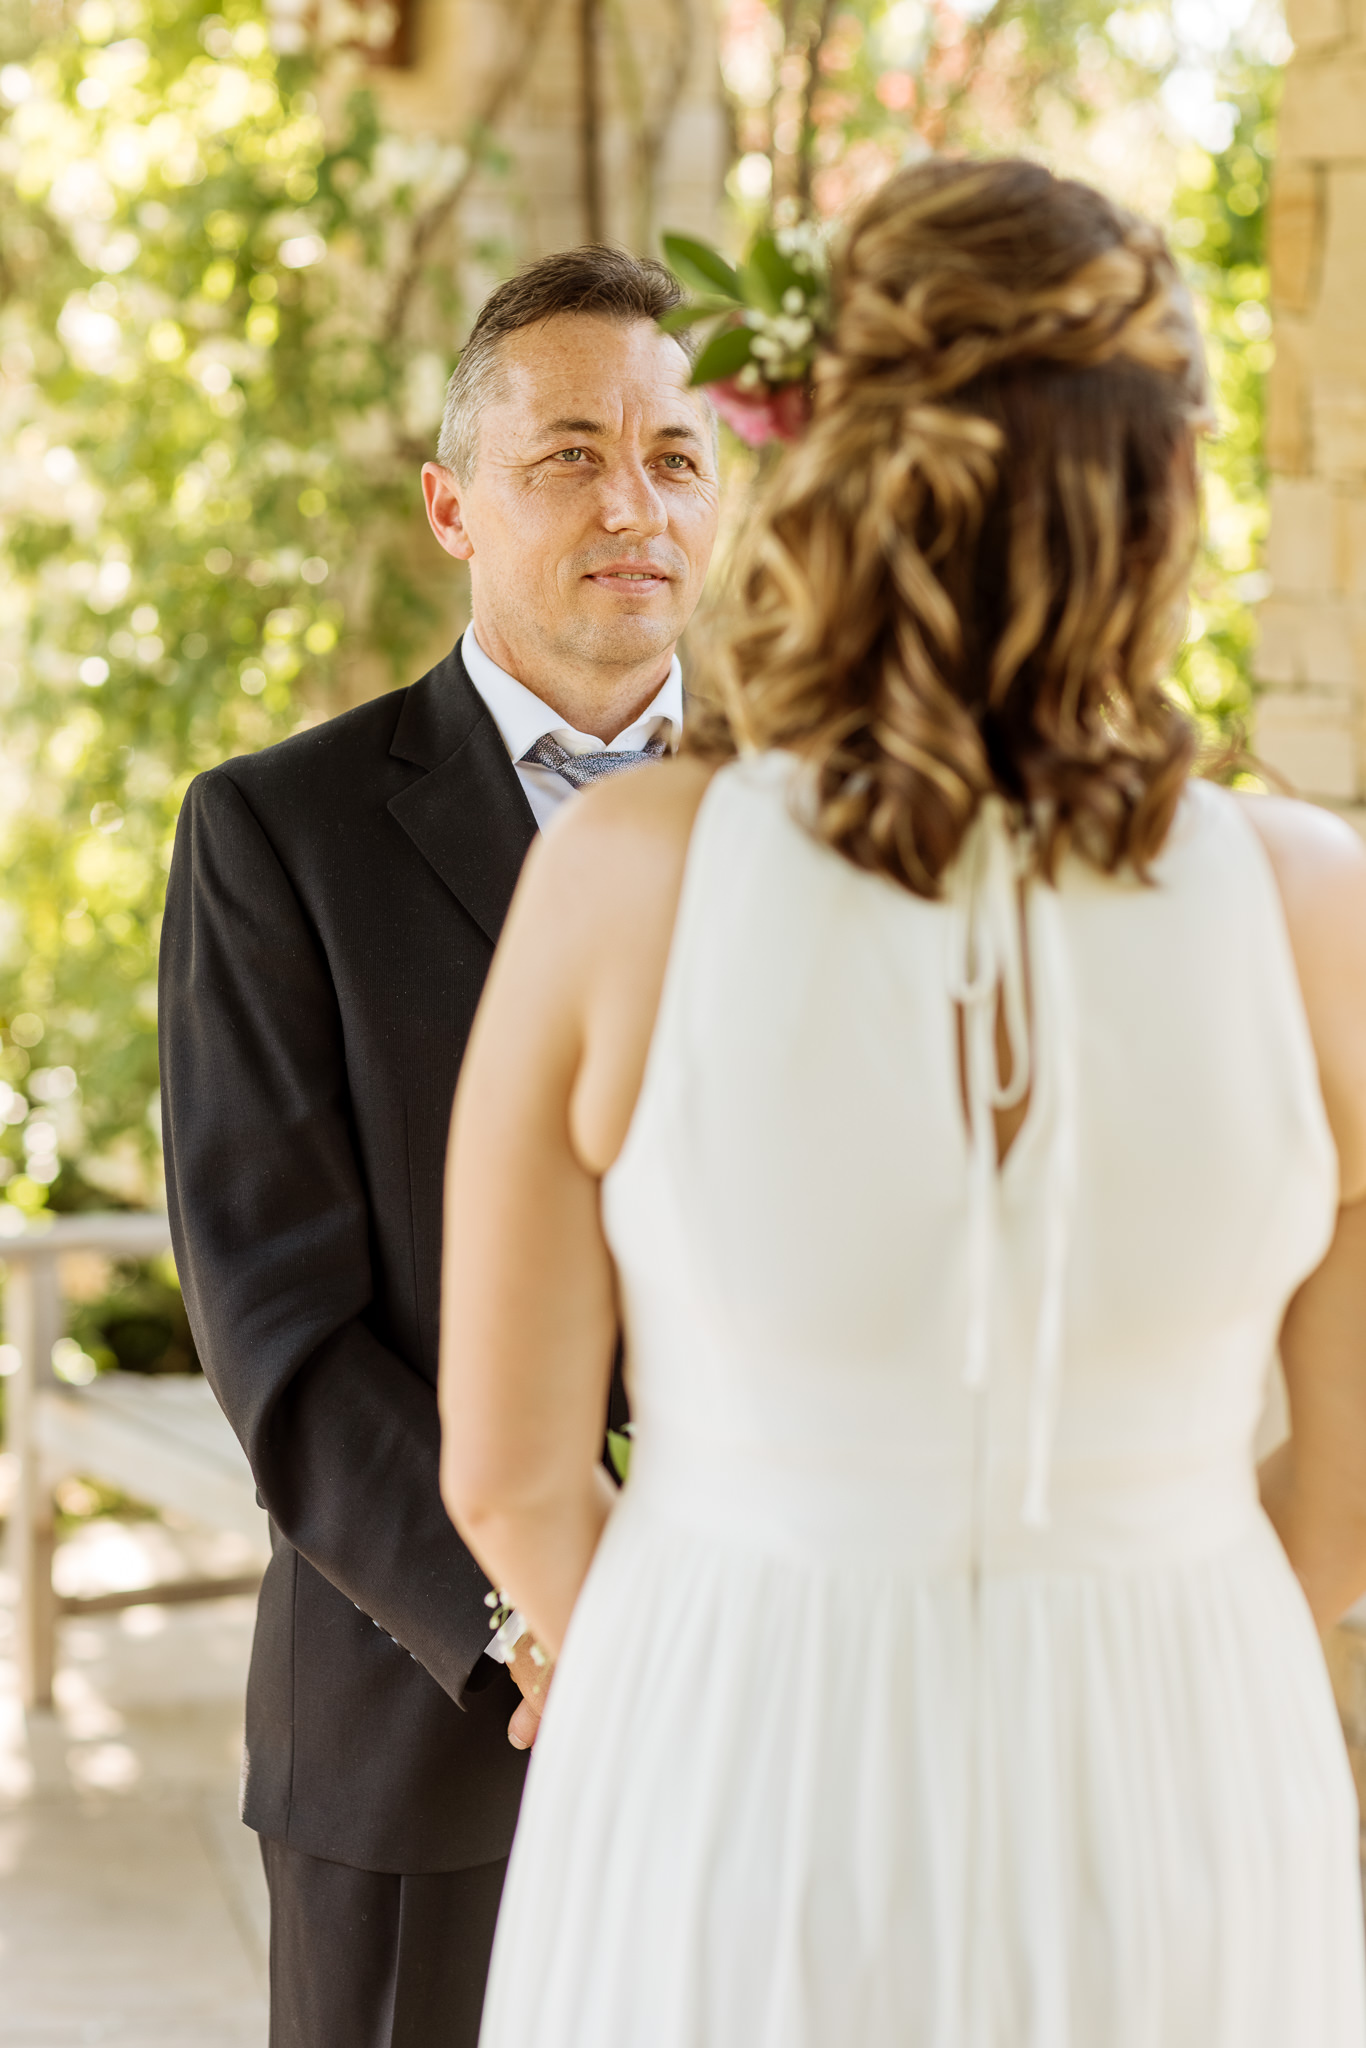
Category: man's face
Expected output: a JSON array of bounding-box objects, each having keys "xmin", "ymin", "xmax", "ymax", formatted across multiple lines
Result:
[{"xmin": 425, "ymin": 314, "xmax": 719, "ymax": 685}]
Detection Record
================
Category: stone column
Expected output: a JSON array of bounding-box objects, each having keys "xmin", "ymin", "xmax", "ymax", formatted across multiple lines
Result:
[{"xmin": 1255, "ymin": 0, "xmax": 1366, "ymax": 831}]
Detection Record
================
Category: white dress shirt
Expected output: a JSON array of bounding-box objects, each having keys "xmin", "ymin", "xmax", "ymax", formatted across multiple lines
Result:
[
  {"xmin": 460, "ymin": 624, "xmax": 680, "ymax": 1661},
  {"xmin": 461, "ymin": 625, "xmax": 682, "ymax": 831}
]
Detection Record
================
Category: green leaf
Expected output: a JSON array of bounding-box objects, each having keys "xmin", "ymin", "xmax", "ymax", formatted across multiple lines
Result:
[
  {"xmin": 657, "ymin": 300, "xmax": 735, "ymax": 333},
  {"xmin": 607, "ymin": 1429, "xmax": 633, "ymax": 1483},
  {"xmin": 746, "ymin": 234, "xmax": 804, "ymax": 311},
  {"xmin": 738, "ymin": 259, "xmax": 779, "ymax": 317},
  {"xmin": 661, "ymin": 232, "xmax": 743, "ymax": 302},
  {"xmin": 689, "ymin": 323, "xmax": 756, "ymax": 387}
]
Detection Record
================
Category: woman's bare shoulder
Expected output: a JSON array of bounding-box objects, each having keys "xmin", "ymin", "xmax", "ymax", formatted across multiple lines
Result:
[
  {"xmin": 1237, "ymin": 790, "xmax": 1366, "ymax": 901},
  {"xmin": 521, "ymin": 756, "xmax": 720, "ymax": 910},
  {"xmin": 492, "ymin": 758, "xmax": 722, "ymax": 1003},
  {"xmin": 1237, "ymin": 791, "xmax": 1366, "ymax": 1201},
  {"xmin": 1236, "ymin": 786, "xmax": 1366, "ymax": 933},
  {"xmin": 1237, "ymin": 788, "xmax": 1366, "ymax": 852},
  {"xmin": 507, "ymin": 759, "xmax": 725, "ymax": 1176}
]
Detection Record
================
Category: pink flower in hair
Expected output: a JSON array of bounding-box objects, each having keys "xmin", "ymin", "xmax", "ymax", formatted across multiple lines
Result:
[{"xmin": 708, "ymin": 377, "xmax": 812, "ymax": 449}]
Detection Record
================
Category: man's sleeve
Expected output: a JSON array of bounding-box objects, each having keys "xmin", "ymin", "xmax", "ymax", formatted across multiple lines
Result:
[{"xmin": 158, "ymin": 767, "xmax": 494, "ymax": 1702}]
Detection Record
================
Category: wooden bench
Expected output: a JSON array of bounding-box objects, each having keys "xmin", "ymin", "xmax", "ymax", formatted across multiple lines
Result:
[{"xmin": 1, "ymin": 1213, "xmax": 266, "ymax": 1708}]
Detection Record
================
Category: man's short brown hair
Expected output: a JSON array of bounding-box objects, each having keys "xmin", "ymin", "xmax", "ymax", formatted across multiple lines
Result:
[{"xmin": 436, "ymin": 246, "xmax": 687, "ymax": 482}]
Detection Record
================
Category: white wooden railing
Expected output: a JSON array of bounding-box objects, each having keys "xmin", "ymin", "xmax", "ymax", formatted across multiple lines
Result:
[{"xmin": 1, "ymin": 1213, "xmax": 265, "ymax": 1709}]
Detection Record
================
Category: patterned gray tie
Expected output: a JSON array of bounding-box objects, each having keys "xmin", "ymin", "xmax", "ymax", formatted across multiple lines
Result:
[{"xmin": 521, "ymin": 729, "xmax": 669, "ymax": 788}]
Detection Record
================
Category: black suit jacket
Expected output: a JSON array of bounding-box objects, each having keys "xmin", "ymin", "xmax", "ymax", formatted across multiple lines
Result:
[{"xmin": 160, "ymin": 643, "xmax": 551, "ymax": 1872}]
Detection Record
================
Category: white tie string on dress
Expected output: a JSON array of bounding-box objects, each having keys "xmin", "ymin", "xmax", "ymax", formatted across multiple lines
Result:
[{"xmin": 948, "ymin": 798, "xmax": 1078, "ymax": 1529}]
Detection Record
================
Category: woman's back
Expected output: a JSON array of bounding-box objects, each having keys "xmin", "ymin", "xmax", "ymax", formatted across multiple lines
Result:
[
  {"xmin": 474, "ymin": 758, "xmax": 1365, "ymax": 2048},
  {"xmin": 605, "ymin": 757, "xmax": 1336, "ymax": 1571}
]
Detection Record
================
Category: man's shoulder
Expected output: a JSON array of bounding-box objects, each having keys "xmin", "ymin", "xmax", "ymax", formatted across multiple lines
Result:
[
  {"xmin": 191, "ymin": 640, "xmax": 478, "ymax": 820},
  {"xmin": 204, "ymin": 684, "xmax": 411, "ymax": 810}
]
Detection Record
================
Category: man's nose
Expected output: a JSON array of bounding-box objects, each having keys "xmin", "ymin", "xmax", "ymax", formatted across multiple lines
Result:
[{"xmin": 597, "ymin": 456, "xmax": 668, "ymax": 537}]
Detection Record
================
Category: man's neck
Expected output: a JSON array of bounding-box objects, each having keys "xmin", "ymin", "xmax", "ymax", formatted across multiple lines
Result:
[{"xmin": 468, "ymin": 616, "xmax": 674, "ymax": 745}]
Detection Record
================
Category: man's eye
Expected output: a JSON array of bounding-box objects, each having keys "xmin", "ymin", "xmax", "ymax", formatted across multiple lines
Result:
[
  {"xmin": 659, "ymin": 453, "xmax": 692, "ymax": 471},
  {"xmin": 553, "ymin": 448, "xmax": 588, "ymax": 463}
]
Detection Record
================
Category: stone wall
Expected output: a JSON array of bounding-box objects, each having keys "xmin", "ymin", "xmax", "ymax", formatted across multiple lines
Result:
[
  {"xmin": 1256, "ymin": 0, "xmax": 1366, "ymax": 829},
  {"xmin": 368, "ymin": 0, "xmax": 726, "ymax": 270}
]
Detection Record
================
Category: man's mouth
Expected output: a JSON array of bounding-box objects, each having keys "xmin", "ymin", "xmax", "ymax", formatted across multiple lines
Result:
[{"xmin": 585, "ymin": 563, "xmax": 672, "ymax": 588}]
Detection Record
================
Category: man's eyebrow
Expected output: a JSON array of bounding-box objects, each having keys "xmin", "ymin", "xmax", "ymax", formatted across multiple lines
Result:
[
  {"xmin": 538, "ymin": 416, "xmax": 605, "ymax": 436},
  {"xmin": 533, "ymin": 418, "xmax": 706, "ymax": 444}
]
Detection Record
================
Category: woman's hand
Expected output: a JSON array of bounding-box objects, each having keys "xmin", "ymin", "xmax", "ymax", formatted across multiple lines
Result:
[{"xmin": 505, "ymin": 1633, "xmax": 553, "ymax": 1751}]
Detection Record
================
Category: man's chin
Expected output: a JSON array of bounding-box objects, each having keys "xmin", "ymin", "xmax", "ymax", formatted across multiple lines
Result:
[{"xmin": 559, "ymin": 613, "xmax": 681, "ymax": 669}]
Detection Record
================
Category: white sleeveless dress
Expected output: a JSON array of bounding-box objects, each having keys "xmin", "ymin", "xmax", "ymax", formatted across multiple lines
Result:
[{"xmin": 478, "ymin": 755, "xmax": 1365, "ymax": 2048}]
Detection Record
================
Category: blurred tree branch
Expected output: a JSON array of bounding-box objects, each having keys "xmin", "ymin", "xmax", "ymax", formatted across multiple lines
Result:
[
  {"xmin": 795, "ymin": 0, "xmax": 837, "ymax": 214},
  {"xmin": 580, "ymin": 0, "xmax": 605, "ymax": 240},
  {"xmin": 382, "ymin": 0, "xmax": 557, "ymax": 344},
  {"xmin": 606, "ymin": 0, "xmax": 694, "ymax": 253}
]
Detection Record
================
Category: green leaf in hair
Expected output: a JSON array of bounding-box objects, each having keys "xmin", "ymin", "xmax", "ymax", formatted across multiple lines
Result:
[
  {"xmin": 747, "ymin": 234, "xmax": 806, "ymax": 305},
  {"xmin": 657, "ymin": 300, "xmax": 737, "ymax": 333},
  {"xmin": 661, "ymin": 232, "xmax": 743, "ymax": 303},
  {"xmin": 689, "ymin": 323, "xmax": 757, "ymax": 387}
]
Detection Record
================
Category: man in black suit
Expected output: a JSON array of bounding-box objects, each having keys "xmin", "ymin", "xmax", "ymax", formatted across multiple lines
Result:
[{"xmin": 158, "ymin": 246, "xmax": 719, "ymax": 2048}]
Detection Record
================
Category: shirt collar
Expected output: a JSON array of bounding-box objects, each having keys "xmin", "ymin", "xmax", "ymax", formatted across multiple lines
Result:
[{"xmin": 461, "ymin": 625, "xmax": 682, "ymax": 763}]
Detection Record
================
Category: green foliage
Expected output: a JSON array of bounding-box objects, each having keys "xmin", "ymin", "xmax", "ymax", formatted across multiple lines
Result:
[
  {"xmin": 0, "ymin": 0, "xmax": 1285, "ymax": 1258},
  {"xmin": 0, "ymin": 0, "xmax": 468, "ymax": 1223},
  {"xmin": 1168, "ymin": 63, "xmax": 1278, "ymax": 753},
  {"xmin": 66, "ymin": 1253, "xmax": 199, "ymax": 1374},
  {"xmin": 607, "ymin": 1428, "xmax": 633, "ymax": 1484},
  {"xmin": 54, "ymin": 1472, "xmax": 161, "ymax": 1531},
  {"xmin": 719, "ymin": 0, "xmax": 1180, "ymax": 226}
]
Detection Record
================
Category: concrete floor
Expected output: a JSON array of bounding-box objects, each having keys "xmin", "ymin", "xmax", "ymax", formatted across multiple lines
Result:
[{"xmin": 0, "ymin": 1508, "xmax": 268, "ymax": 2047}]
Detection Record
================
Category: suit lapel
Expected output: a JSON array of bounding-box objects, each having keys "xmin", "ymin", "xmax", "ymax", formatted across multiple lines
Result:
[{"xmin": 387, "ymin": 644, "xmax": 538, "ymax": 945}]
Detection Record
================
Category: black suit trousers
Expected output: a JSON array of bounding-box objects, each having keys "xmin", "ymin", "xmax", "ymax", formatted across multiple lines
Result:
[{"xmin": 261, "ymin": 1835, "xmax": 508, "ymax": 2048}]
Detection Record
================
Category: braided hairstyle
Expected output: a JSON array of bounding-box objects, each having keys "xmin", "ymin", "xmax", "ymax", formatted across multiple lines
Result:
[{"xmin": 712, "ymin": 159, "xmax": 1213, "ymax": 894}]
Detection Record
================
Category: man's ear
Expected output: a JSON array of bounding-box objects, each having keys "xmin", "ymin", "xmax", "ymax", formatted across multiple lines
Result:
[{"xmin": 422, "ymin": 462, "xmax": 475, "ymax": 563}]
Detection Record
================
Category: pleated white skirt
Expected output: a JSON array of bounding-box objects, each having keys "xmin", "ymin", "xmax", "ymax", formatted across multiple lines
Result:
[{"xmin": 478, "ymin": 1493, "xmax": 1365, "ymax": 2048}]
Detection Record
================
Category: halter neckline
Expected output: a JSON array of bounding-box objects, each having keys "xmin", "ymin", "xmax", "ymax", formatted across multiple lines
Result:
[{"xmin": 948, "ymin": 796, "xmax": 1078, "ymax": 1527}]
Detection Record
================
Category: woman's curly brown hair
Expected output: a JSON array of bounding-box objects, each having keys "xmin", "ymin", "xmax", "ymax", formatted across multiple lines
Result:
[{"xmin": 710, "ymin": 158, "xmax": 1213, "ymax": 894}]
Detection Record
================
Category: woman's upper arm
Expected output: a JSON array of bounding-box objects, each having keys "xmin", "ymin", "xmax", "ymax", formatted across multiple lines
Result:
[
  {"xmin": 437, "ymin": 759, "xmax": 715, "ymax": 1517},
  {"xmin": 1241, "ymin": 793, "xmax": 1366, "ymax": 1204},
  {"xmin": 438, "ymin": 801, "xmax": 618, "ymax": 1519}
]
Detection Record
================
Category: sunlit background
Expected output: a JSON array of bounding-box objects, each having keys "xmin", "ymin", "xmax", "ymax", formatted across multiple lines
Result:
[{"xmin": 0, "ymin": 0, "xmax": 1284, "ymax": 1254}]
